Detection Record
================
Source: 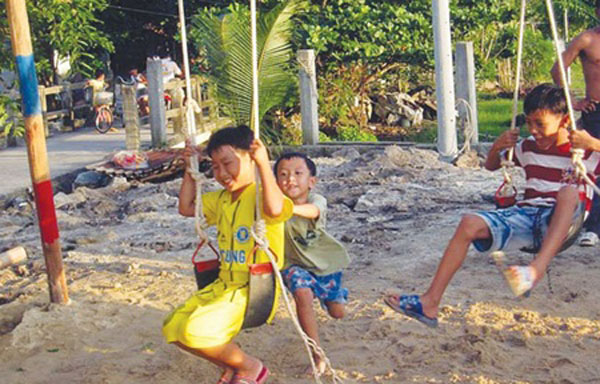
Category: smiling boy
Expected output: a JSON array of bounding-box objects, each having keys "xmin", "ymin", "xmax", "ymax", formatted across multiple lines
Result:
[
  {"xmin": 274, "ymin": 152, "xmax": 350, "ymax": 375},
  {"xmin": 384, "ymin": 84, "xmax": 600, "ymax": 327},
  {"xmin": 163, "ymin": 126, "xmax": 292, "ymax": 384}
]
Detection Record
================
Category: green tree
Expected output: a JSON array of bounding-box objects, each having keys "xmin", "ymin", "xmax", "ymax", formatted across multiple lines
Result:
[
  {"xmin": 191, "ymin": 0, "xmax": 306, "ymax": 132},
  {"xmin": 1, "ymin": 0, "xmax": 114, "ymax": 84}
]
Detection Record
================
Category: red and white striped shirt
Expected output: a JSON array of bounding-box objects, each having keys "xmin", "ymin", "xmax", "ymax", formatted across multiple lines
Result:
[{"xmin": 510, "ymin": 137, "xmax": 600, "ymax": 208}]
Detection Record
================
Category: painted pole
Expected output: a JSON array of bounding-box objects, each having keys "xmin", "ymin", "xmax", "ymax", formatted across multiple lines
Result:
[
  {"xmin": 6, "ymin": 0, "xmax": 69, "ymax": 304},
  {"xmin": 432, "ymin": 0, "xmax": 457, "ymax": 160}
]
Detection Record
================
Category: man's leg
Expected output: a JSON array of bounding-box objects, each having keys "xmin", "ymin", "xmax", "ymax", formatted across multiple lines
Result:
[
  {"xmin": 581, "ymin": 178, "xmax": 600, "ymax": 243},
  {"xmin": 528, "ymin": 186, "xmax": 579, "ymax": 283},
  {"xmin": 416, "ymin": 214, "xmax": 491, "ymax": 318}
]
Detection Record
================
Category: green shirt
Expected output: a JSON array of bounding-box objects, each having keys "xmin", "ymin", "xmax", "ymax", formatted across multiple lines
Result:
[{"xmin": 284, "ymin": 193, "xmax": 350, "ymax": 276}]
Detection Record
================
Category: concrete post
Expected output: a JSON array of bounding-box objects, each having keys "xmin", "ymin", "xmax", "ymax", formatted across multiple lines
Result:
[
  {"xmin": 298, "ymin": 49, "xmax": 319, "ymax": 145},
  {"xmin": 121, "ymin": 84, "xmax": 140, "ymax": 151},
  {"xmin": 432, "ymin": 0, "xmax": 457, "ymax": 160},
  {"xmin": 456, "ymin": 42, "xmax": 478, "ymax": 147},
  {"xmin": 147, "ymin": 57, "xmax": 166, "ymax": 148}
]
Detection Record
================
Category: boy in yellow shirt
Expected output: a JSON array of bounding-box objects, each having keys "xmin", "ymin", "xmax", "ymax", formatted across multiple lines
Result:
[
  {"xmin": 274, "ymin": 152, "xmax": 350, "ymax": 375},
  {"xmin": 163, "ymin": 125, "xmax": 293, "ymax": 384}
]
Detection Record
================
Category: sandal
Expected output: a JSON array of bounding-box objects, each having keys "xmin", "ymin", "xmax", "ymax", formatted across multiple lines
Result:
[
  {"xmin": 492, "ymin": 252, "xmax": 535, "ymax": 297},
  {"xmin": 503, "ymin": 265, "xmax": 535, "ymax": 297},
  {"xmin": 217, "ymin": 370, "xmax": 234, "ymax": 384},
  {"xmin": 231, "ymin": 364, "xmax": 269, "ymax": 384},
  {"xmin": 383, "ymin": 294, "xmax": 438, "ymax": 328}
]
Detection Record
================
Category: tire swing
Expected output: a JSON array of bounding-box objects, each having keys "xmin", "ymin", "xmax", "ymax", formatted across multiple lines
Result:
[{"xmin": 493, "ymin": 0, "xmax": 595, "ymax": 257}]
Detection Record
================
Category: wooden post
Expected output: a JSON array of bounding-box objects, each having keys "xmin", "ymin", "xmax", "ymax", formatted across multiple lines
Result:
[
  {"xmin": 147, "ymin": 56, "xmax": 166, "ymax": 148},
  {"xmin": 456, "ymin": 42, "xmax": 479, "ymax": 147},
  {"xmin": 0, "ymin": 246, "xmax": 27, "ymax": 270},
  {"xmin": 298, "ymin": 49, "xmax": 319, "ymax": 145},
  {"xmin": 173, "ymin": 80, "xmax": 185, "ymax": 138},
  {"xmin": 6, "ymin": 0, "xmax": 69, "ymax": 304},
  {"xmin": 121, "ymin": 84, "xmax": 140, "ymax": 151},
  {"xmin": 193, "ymin": 77, "xmax": 205, "ymax": 132}
]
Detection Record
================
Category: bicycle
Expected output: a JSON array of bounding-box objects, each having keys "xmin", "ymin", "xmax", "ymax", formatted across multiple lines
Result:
[{"xmin": 93, "ymin": 90, "xmax": 114, "ymax": 134}]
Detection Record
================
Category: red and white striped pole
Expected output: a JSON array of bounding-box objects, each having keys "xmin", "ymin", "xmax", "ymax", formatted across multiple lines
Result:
[{"xmin": 6, "ymin": 0, "xmax": 69, "ymax": 304}]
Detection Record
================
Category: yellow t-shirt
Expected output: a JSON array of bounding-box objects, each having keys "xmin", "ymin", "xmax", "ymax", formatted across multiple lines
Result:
[
  {"xmin": 202, "ymin": 183, "xmax": 292, "ymax": 281},
  {"xmin": 162, "ymin": 183, "xmax": 293, "ymax": 349}
]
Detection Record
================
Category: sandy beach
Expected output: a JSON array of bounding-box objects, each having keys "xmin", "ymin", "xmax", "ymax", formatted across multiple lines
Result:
[{"xmin": 1, "ymin": 146, "xmax": 599, "ymax": 384}]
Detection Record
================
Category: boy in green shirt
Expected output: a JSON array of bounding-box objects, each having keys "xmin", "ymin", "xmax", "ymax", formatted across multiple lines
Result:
[{"xmin": 274, "ymin": 152, "xmax": 350, "ymax": 375}]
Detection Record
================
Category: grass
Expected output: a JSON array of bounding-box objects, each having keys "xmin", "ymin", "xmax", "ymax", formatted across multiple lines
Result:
[
  {"xmin": 477, "ymin": 96, "xmax": 524, "ymax": 140},
  {"xmin": 477, "ymin": 60, "xmax": 586, "ymax": 141}
]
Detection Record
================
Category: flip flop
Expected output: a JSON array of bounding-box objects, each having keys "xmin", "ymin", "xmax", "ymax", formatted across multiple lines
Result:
[
  {"xmin": 231, "ymin": 364, "xmax": 269, "ymax": 384},
  {"xmin": 384, "ymin": 294, "xmax": 438, "ymax": 328}
]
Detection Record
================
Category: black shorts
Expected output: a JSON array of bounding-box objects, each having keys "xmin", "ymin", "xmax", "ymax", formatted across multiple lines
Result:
[{"xmin": 582, "ymin": 105, "xmax": 600, "ymax": 138}]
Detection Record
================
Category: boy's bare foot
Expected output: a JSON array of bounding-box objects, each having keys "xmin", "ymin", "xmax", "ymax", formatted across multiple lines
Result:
[
  {"xmin": 232, "ymin": 358, "xmax": 264, "ymax": 383},
  {"xmin": 304, "ymin": 355, "xmax": 326, "ymax": 377}
]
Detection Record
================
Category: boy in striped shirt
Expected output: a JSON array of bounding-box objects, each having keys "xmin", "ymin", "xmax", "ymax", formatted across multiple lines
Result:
[{"xmin": 384, "ymin": 84, "xmax": 600, "ymax": 328}]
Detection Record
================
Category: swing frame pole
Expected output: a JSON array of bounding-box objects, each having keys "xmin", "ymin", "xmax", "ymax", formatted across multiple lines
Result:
[{"xmin": 6, "ymin": 0, "xmax": 68, "ymax": 304}]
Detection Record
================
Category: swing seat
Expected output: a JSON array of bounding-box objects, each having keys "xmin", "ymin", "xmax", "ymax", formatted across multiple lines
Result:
[
  {"xmin": 242, "ymin": 262, "xmax": 276, "ymax": 329},
  {"xmin": 192, "ymin": 243, "xmax": 278, "ymax": 330},
  {"xmin": 192, "ymin": 241, "xmax": 221, "ymax": 289},
  {"xmin": 494, "ymin": 181, "xmax": 518, "ymax": 209},
  {"xmin": 520, "ymin": 198, "xmax": 586, "ymax": 254}
]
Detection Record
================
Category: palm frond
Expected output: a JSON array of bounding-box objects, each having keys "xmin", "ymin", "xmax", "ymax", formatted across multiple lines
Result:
[{"xmin": 191, "ymin": 0, "xmax": 305, "ymax": 128}]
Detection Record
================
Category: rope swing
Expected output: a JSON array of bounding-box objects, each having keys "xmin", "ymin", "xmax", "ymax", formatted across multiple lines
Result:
[
  {"xmin": 494, "ymin": 0, "xmax": 600, "ymax": 254},
  {"xmin": 176, "ymin": 0, "xmax": 340, "ymax": 381}
]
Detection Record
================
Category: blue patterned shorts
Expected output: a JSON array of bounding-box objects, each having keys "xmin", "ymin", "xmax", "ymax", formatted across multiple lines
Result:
[
  {"xmin": 282, "ymin": 265, "xmax": 348, "ymax": 307},
  {"xmin": 471, "ymin": 204, "xmax": 586, "ymax": 253}
]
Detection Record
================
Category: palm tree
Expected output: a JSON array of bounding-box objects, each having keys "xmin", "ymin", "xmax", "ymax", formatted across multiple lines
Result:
[{"xmin": 192, "ymin": 0, "xmax": 305, "ymax": 132}]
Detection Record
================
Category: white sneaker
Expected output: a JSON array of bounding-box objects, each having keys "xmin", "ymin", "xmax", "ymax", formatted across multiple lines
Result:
[{"xmin": 579, "ymin": 232, "xmax": 599, "ymax": 247}]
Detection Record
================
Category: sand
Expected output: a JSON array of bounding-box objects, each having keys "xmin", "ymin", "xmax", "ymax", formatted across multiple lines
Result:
[{"xmin": 1, "ymin": 146, "xmax": 599, "ymax": 384}]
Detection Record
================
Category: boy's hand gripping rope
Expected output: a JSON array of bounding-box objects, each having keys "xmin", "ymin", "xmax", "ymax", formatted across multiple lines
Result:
[{"xmin": 543, "ymin": 0, "xmax": 600, "ymax": 196}]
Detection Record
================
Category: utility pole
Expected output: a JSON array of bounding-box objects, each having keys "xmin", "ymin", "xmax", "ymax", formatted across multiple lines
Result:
[{"xmin": 6, "ymin": 0, "xmax": 69, "ymax": 304}]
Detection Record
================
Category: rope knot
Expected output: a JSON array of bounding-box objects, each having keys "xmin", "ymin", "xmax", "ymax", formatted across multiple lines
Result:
[{"xmin": 251, "ymin": 219, "xmax": 269, "ymax": 251}]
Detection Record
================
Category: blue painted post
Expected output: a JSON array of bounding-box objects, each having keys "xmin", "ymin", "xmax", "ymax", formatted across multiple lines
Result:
[{"xmin": 6, "ymin": 0, "xmax": 68, "ymax": 303}]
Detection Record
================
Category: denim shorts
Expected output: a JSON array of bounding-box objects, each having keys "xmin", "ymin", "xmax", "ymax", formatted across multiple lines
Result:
[
  {"xmin": 472, "ymin": 205, "xmax": 556, "ymax": 253},
  {"xmin": 282, "ymin": 265, "xmax": 348, "ymax": 308}
]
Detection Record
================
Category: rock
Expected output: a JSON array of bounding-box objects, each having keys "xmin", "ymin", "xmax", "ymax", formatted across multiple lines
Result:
[
  {"xmin": 72, "ymin": 171, "xmax": 110, "ymax": 190},
  {"xmin": 454, "ymin": 150, "xmax": 481, "ymax": 169},
  {"xmin": 53, "ymin": 191, "xmax": 86, "ymax": 209},
  {"xmin": 331, "ymin": 148, "xmax": 360, "ymax": 161}
]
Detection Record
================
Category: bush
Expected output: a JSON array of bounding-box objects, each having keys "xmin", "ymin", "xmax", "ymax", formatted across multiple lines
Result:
[
  {"xmin": 0, "ymin": 95, "xmax": 24, "ymax": 146},
  {"xmin": 336, "ymin": 125, "xmax": 377, "ymax": 142}
]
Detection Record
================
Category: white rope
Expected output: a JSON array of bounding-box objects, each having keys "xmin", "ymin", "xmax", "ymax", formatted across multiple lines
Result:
[
  {"xmin": 178, "ymin": 0, "xmax": 212, "ymax": 247},
  {"xmin": 545, "ymin": 0, "xmax": 600, "ymax": 195},
  {"xmin": 455, "ymin": 98, "xmax": 475, "ymax": 155},
  {"xmin": 545, "ymin": 0, "xmax": 577, "ymax": 133},
  {"xmin": 250, "ymin": 221, "xmax": 344, "ymax": 384},
  {"xmin": 506, "ymin": 0, "xmax": 527, "ymax": 168},
  {"xmin": 249, "ymin": 2, "xmax": 340, "ymax": 382}
]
